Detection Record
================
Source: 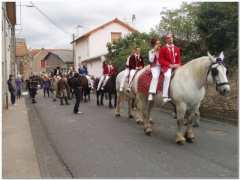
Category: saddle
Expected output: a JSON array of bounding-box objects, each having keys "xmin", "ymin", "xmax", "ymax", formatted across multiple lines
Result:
[
  {"xmin": 137, "ymin": 69, "xmax": 164, "ymax": 96},
  {"xmin": 138, "ymin": 68, "xmax": 177, "ymax": 96}
]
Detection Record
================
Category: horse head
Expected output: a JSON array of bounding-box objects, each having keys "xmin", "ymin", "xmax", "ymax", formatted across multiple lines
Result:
[{"xmin": 207, "ymin": 52, "xmax": 230, "ymax": 96}]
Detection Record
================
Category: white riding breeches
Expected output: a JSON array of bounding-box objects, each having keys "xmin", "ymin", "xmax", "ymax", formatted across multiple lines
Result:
[
  {"xmin": 162, "ymin": 68, "xmax": 172, "ymax": 97},
  {"xmin": 129, "ymin": 69, "xmax": 137, "ymax": 86},
  {"xmin": 102, "ymin": 75, "xmax": 110, "ymax": 87},
  {"xmin": 120, "ymin": 69, "xmax": 129, "ymax": 89},
  {"xmin": 97, "ymin": 75, "xmax": 105, "ymax": 90},
  {"xmin": 149, "ymin": 66, "xmax": 161, "ymax": 94}
]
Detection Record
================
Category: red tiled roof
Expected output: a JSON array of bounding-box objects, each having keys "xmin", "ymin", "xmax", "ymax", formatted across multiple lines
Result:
[
  {"xmin": 16, "ymin": 40, "xmax": 28, "ymax": 57},
  {"xmin": 71, "ymin": 18, "xmax": 138, "ymax": 43}
]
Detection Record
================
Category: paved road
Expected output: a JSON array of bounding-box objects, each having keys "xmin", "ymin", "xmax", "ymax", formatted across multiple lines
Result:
[{"xmin": 27, "ymin": 92, "xmax": 238, "ymax": 178}]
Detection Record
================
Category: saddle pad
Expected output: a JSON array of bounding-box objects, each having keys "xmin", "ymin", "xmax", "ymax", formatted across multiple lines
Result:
[{"xmin": 137, "ymin": 69, "xmax": 164, "ymax": 96}]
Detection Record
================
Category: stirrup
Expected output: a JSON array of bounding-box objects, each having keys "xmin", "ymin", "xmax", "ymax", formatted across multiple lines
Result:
[
  {"xmin": 163, "ymin": 97, "xmax": 171, "ymax": 103},
  {"xmin": 148, "ymin": 94, "xmax": 153, "ymax": 101}
]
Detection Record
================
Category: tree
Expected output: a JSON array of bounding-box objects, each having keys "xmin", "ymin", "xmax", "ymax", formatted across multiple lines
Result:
[
  {"xmin": 151, "ymin": 2, "xmax": 199, "ymax": 42},
  {"xmin": 195, "ymin": 2, "xmax": 238, "ymax": 65},
  {"xmin": 107, "ymin": 32, "xmax": 152, "ymax": 71}
]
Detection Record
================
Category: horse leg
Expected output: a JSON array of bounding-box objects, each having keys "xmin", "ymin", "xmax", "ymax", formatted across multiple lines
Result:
[
  {"xmin": 135, "ymin": 93, "xmax": 144, "ymax": 125},
  {"xmin": 96, "ymin": 90, "xmax": 100, "ymax": 105},
  {"xmin": 192, "ymin": 103, "xmax": 201, "ymax": 127},
  {"xmin": 88, "ymin": 90, "xmax": 90, "ymax": 101},
  {"xmin": 175, "ymin": 102, "xmax": 187, "ymax": 145},
  {"xmin": 114, "ymin": 92, "xmax": 117, "ymax": 108},
  {"xmin": 142, "ymin": 98, "xmax": 153, "ymax": 135},
  {"xmin": 184, "ymin": 106, "xmax": 198, "ymax": 143},
  {"xmin": 100, "ymin": 91, "xmax": 104, "ymax": 105},
  {"xmin": 109, "ymin": 92, "xmax": 113, "ymax": 108},
  {"xmin": 115, "ymin": 92, "xmax": 121, "ymax": 116}
]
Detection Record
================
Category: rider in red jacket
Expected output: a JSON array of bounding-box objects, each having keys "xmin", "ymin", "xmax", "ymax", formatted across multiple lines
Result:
[
  {"xmin": 159, "ymin": 34, "xmax": 181, "ymax": 102},
  {"xmin": 97, "ymin": 60, "xmax": 109, "ymax": 91}
]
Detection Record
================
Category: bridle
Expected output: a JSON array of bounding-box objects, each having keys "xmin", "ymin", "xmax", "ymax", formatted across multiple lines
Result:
[{"xmin": 207, "ymin": 58, "xmax": 229, "ymax": 91}]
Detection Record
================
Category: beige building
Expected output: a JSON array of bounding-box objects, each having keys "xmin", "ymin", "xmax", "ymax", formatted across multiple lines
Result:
[
  {"xmin": 31, "ymin": 48, "xmax": 73, "ymax": 74},
  {"xmin": 16, "ymin": 38, "xmax": 32, "ymax": 78},
  {"xmin": 2, "ymin": 2, "xmax": 16, "ymax": 109}
]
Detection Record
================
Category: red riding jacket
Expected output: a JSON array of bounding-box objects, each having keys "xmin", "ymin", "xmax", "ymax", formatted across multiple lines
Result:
[{"xmin": 159, "ymin": 44, "xmax": 181, "ymax": 73}]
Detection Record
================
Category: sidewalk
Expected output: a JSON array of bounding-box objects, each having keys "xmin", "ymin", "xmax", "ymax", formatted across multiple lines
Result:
[{"xmin": 3, "ymin": 97, "xmax": 41, "ymax": 178}]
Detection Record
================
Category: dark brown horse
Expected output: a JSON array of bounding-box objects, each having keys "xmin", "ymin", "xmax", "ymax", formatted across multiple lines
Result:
[
  {"xmin": 68, "ymin": 74, "xmax": 91, "ymax": 102},
  {"xmin": 96, "ymin": 75, "xmax": 117, "ymax": 108}
]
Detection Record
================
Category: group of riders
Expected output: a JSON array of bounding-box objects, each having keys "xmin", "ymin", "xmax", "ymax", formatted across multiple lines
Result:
[
  {"xmin": 99, "ymin": 33, "xmax": 181, "ymax": 103},
  {"xmin": 26, "ymin": 33, "xmax": 180, "ymax": 109}
]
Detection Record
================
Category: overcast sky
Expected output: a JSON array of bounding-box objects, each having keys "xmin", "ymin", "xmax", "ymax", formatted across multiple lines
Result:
[{"xmin": 16, "ymin": 0, "xmax": 188, "ymax": 49}]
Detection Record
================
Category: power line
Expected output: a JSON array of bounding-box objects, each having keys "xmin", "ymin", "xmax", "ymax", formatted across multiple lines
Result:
[{"xmin": 29, "ymin": 2, "xmax": 71, "ymax": 36}]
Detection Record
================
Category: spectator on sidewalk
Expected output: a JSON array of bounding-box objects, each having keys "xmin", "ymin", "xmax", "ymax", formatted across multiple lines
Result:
[
  {"xmin": 15, "ymin": 74, "xmax": 22, "ymax": 99},
  {"xmin": 42, "ymin": 75, "xmax": 51, "ymax": 97},
  {"xmin": 7, "ymin": 74, "xmax": 16, "ymax": 105}
]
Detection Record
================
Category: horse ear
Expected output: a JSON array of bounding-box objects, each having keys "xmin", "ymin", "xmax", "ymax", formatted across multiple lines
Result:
[
  {"xmin": 219, "ymin": 51, "xmax": 224, "ymax": 60},
  {"xmin": 207, "ymin": 51, "xmax": 215, "ymax": 62}
]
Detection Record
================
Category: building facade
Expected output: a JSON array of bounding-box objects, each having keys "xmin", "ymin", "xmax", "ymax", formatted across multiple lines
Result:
[
  {"xmin": 72, "ymin": 18, "xmax": 137, "ymax": 78},
  {"xmin": 31, "ymin": 49, "xmax": 73, "ymax": 74},
  {"xmin": 16, "ymin": 38, "xmax": 32, "ymax": 78},
  {"xmin": 2, "ymin": 2, "xmax": 16, "ymax": 109}
]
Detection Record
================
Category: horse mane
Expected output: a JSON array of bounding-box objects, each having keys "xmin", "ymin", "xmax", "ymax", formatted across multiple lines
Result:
[{"xmin": 176, "ymin": 56, "xmax": 212, "ymax": 87}]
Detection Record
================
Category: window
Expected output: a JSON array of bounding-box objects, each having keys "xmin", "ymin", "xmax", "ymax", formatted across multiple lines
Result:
[{"xmin": 111, "ymin": 32, "xmax": 122, "ymax": 43}]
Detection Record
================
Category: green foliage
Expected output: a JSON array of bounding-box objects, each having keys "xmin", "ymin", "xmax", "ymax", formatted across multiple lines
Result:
[
  {"xmin": 151, "ymin": 2, "xmax": 238, "ymax": 66},
  {"xmin": 107, "ymin": 2, "xmax": 238, "ymax": 70},
  {"xmin": 195, "ymin": 2, "xmax": 238, "ymax": 65},
  {"xmin": 151, "ymin": 2, "xmax": 199, "ymax": 42},
  {"xmin": 107, "ymin": 32, "xmax": 152, "ymax": 71}
]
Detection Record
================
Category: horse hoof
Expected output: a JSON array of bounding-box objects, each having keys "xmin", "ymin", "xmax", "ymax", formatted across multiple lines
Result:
[
  {"xmin": 115, "ymin": 113, "xmax": 120, "ymax": 117},
  {"xmin": 144, "ymin": 128, "xmax": 152, "ymax": 136},
  {"xmin": 176, "ymin": 133, "xmax": 186, "ymax": 145},
  {"xmin": 184, "ymin": 132, "xmax": 195, "ymax": 143},
  {"xmin": 149, "ymin": 120, "xmax": 154, "ymax": 124},
  {"xmin": 136, "ymin": 120, "xmax": 142, "ymax": 125},
  {"xmin": 176, "ymin": 140, "xmax": 185, "ymax": 145},
  {"xmin": 186, "ymin": 137, "xmax": 195, "ymax": 143},
  {"xmin": 129, "ymin": 115, "xmax": 133, "ymax": 119},
  {"xmin": 192, "ymin": 123, "xmax": 200, "ymax": 128}
]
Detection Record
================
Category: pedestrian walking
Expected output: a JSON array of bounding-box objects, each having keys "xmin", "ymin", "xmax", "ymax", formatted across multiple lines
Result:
[
  {"xmin": 72, "ymin": 73, "xmax": 83, "ymax": 114},
  {"xmin": 29, "ymin": 74, "xmax": 39, "ymax": 103},
  {"xmin": 42, "ymin": 75, "xmax": 51, "ymax": 97},
  {"xmin": 57, "ymin": 75, "xmax": 69, "ymax": 105},
  {"xmin": 15, "ymin": 74, "xmax": 22, "ymax": 99},
  {"xmin": 7, "ymin": 74, "xmax": 16, "ymax": 105}
]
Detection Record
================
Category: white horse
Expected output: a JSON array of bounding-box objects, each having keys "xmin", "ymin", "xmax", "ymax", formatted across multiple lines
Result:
[
  {"xmin": 135, "ymin": 52, "xmax": 230, "ymax": 144},
  {"xmin": 115, "ymin": 67, "xmax": 148, "ymax": 120}
]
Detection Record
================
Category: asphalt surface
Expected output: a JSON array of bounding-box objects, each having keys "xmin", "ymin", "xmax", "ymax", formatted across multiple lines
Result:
[{"xmin": 27, "ymin": 92, "xmax": 238, "ymax": 178}]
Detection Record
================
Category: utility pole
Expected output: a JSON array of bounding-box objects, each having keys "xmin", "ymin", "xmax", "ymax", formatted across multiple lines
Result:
[{"xmin": 72, "ymin": 33, "xmax": 76, "ymax": 71}]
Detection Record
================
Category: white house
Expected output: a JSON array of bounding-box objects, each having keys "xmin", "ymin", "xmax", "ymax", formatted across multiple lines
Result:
[{"xmin": 71, "ymin": 18, "xmax": 138, "ymax": 78}]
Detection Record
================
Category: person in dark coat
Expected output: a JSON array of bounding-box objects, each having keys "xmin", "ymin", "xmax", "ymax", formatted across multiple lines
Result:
[
  {"xmin": 42, "ymin": 75, "xmax": 51, "ymax": 97},
  {"xmin": 7, "ymin": 74, "xmax": 16, "ymax": 105},
  {"xmin": 29, "ymin": 75, "xmax": 39, "ymax": 103},
  {"xmin": 72, "ymin": 73, "xmax": 83, "ymax": 114}
]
